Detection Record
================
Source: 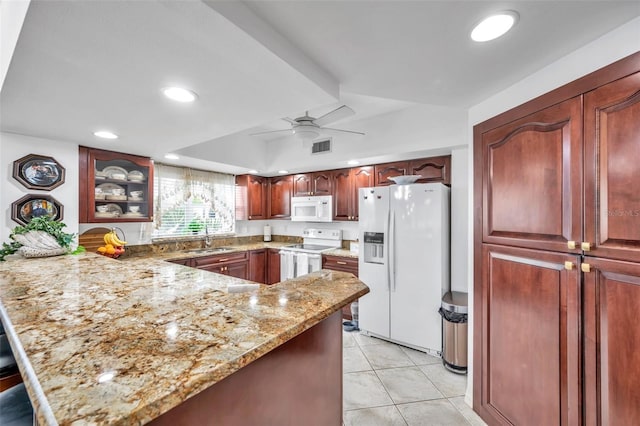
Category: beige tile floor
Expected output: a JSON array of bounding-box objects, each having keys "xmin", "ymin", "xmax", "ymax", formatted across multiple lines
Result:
[{"xmin": 343, "ymin": 330, "xmax": 487, "ymax": 426}]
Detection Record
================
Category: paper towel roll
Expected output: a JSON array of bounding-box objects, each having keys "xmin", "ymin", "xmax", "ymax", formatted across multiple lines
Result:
[{"xmin": 263, "ymin": 224, "xmax": 272, "ymax": 242}]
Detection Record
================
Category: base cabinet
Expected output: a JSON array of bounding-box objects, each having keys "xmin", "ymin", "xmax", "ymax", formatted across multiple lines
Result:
[
  {"xmin": 478, "ymin": 245, "xmax": 581, "ymax": 425},
  {"xmin": 584, "ymin": 257, "xmax": 640, "ymax": 425},
  {"xmin": 248, "ymin": 249, "xmax": 267, "ymax": 283},
  {"xmin": 266, "ymin": 249, "xmax": 281, "ymax": 285},
  {"xmin": 193, "ymin": 252, "xmax": 249, "ymax": 280},
  {"xmin": 322, "ymin": 255, "xmax": 358, "ymax": 320}
]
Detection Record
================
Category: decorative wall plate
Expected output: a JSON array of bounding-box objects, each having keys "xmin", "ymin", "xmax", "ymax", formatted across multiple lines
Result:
[
  {"xmin": 11, "ymin": 194, "xmax": 64, "ymax": 226},
  {"xmin": 13, "ymin": 154, "xmax": 65, "ymax": 190}
]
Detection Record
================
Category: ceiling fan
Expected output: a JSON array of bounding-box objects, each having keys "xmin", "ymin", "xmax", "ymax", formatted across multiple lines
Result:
[{"xmin": 250, "ymin": 105, "xmax": 365, "ymax": 141}]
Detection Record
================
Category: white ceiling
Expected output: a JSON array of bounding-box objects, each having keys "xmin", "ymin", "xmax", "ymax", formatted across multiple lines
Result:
[{"xmin": 1, "ymin": 1, "xmax": 639, "ymax": 174}]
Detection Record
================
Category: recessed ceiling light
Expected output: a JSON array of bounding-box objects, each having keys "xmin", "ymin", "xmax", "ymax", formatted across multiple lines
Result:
[
  {"xmin": 248, "ymin": 169, "xmax": 259, "ymax": 174},
  {"xmin": 162, "ymin": 87, "xmax": 197, "ymax": 103},
  {"xmin": 471, "ymin": 11, "xmax": 518, "ymax": 42},
  {"xmin": 164, "ymin": 153, "xmax": 180, "ymax": 160},
  {"xmin": 347, "ymin": 160, "xmax": 360, "ymax": 166},
  {"xmin": 278, "ymin": 170, "xmax": 289, "ymax": 174},
  {"xmin": 93, "ymin": 130, "xmax": 118, "ymax": 139}
]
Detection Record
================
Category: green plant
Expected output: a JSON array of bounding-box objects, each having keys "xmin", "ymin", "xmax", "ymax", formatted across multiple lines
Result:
[
  {"xmin": 0, "ymin": 216, "xmax": 81, "ymax": 261},
  {"xmin": 187, "ymin": 217, "xmax": 205, "ymax": 233}
]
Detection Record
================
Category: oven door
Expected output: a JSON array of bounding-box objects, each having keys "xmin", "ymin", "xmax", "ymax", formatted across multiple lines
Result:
[{"xmin": 280, "ymin": 251, "xmax": 322, "ymax": 281}]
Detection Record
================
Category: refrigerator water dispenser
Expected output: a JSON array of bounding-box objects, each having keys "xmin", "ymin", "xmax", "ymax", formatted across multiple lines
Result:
[{"xmin": 363, "ymin": 232, "xmax": 385, "ymax": 264}]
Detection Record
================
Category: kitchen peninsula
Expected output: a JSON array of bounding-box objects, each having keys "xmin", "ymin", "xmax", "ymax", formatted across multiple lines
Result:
[{"xmin": 0, "ymin": 253, "xmax": 368, "ymax": 425}]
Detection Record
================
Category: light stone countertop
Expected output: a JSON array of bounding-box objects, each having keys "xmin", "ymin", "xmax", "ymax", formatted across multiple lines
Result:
[{"xmin": 0, "ymin": 252, "xmax": 368, "ymax": 425}]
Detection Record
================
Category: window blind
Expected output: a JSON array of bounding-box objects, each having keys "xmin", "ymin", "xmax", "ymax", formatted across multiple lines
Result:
[{"xmin": 153, "ymin": 163, "xmax": 235, "ymax": 238}]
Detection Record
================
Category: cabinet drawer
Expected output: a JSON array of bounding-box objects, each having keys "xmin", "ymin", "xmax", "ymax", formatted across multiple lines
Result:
[
  {"xmin": 193, "ymin": 251, "xmax": 248, "ymax": 268},
  {"xmin": 322, "ymin": 255, "xmax": 358, "ymax": 276}
]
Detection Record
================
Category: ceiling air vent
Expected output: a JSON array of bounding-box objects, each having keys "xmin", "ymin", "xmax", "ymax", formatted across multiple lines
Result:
[{"xmin": 311, "ymin": 138, "xmax": 332, "ymax": 154}]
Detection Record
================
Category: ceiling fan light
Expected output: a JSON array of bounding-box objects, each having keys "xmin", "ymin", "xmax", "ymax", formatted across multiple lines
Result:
[{"xmin": 293, "ymin": 126, "xmax": 320, "ymax": 141}]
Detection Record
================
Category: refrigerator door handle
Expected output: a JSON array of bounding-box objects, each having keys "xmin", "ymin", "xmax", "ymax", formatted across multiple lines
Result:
[{"xmin": 389, "ymin": 210, "xmax": 396, "ymax": 292}]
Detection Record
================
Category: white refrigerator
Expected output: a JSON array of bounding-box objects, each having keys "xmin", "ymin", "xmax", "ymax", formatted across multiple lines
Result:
[{"xmin": 358, "ymin": 183, "xmax": 450, "ymax": 355}]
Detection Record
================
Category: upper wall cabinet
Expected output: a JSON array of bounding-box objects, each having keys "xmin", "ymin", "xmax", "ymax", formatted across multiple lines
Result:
[
  {"xmin": 79, "ymin": 147, "xmax": 154, "ymax": 223},
  {"xmin": 332, "ymin": 166, "xmax": 374, "ymax": 221},
  {"xmin": 236, "ymin": 175, "xmax": 268, "ymax": 220},
  {"xmin": 269, "ymin": 175, "xmax": 293, "ymax": 219},
  {"xmin": 293, "ymin": 172, "xmax": 332, "ymax": 196},
  {"xmin": 374, "ymin": 155, "xmax": 451, "ymax": 186}
]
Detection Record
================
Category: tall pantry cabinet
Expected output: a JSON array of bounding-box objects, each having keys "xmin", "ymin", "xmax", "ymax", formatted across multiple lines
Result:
[{"xmin": 474, "ymin": 52, "xmax": 640, "ymax": 426}]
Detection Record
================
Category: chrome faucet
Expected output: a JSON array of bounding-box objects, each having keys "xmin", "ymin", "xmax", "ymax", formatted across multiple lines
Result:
[{"xmin": 204, "ymin": 225, "xmax": 211, "ymax": 247}]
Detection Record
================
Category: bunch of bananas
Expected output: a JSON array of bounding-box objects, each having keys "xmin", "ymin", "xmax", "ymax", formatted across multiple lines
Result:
[{"xmin": 97, "ymin": 229, "xmax": 127, "ymax": 258}]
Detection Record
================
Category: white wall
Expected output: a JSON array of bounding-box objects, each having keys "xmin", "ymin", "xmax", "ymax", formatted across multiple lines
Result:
[
  {"xmin": 236, "ymin": 219, "xmax": 359, "ymax": 242},
  {"xmin": 450, "ymin": 147, "xmax": 468, "ymax": 293},
  {"xmin": 463, "ymin": 17, "xmax": 640, "ymax": 405},
  {"xmin": 0, "ymin": 132, "xmax": 79, "ymax": 242}
]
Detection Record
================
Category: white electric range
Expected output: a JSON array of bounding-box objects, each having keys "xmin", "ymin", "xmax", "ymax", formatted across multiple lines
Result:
[{"xmin": 279, "ymin": 228, "xmax": 342, "ymax": 281}]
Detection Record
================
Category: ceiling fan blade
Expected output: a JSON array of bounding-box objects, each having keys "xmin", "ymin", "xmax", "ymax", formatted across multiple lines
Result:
[
  {"xmin": 282, "ymin": 117, "xmax": 297, "ymax": 125},
  {"xmin": 314, "ymin": 105, "xmax": 355, "ymax": 127},
  {"xmin": 320, "ymin": 127, "xmax": 365, "ymax": 136},
  {"xmin": 250, "ymin": 128, "xmax": 293, "ymax": 136}
]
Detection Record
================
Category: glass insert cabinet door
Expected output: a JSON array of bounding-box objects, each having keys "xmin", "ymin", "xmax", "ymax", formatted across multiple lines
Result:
[{"xmin": 79, "ymin": 146, "xmax": 154, "ymax": 223}]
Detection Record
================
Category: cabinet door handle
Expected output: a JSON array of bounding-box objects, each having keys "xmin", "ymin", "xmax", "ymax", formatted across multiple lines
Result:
[
  {"xmin": 567, "ymin": 241, "xmax": 577, "ymax": 250},
  {"xmin": 218, "ymin": 258, "xmax": 229, "ymax": 262},
  {"xmin": 337, "ymin": 261, "xmax": 347, "ymax": 265},
  {"xmin": 581, "ymin": 242, "xmax": 592, "ymax": 251},
  {"xmin": 581, "ymin": 263, "xmax": 591, "ymax": 273},
  {"xmin": 564, "ymin": 261, "xmax": 574, "ymax": 270}
]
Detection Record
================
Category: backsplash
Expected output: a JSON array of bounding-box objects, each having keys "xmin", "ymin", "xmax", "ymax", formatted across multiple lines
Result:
[{"xmin": 123, "ymin": 234, "xmax": 302, "ymax": 257}]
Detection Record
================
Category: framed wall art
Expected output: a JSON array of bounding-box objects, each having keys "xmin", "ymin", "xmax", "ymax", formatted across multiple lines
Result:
[
  {"xmin": 11, "ymin": 194, "xmax": 64, "ymax": 226},
  {"xmin": 13, "ymin": 153, "xmax": 66, "ymax": 190}
]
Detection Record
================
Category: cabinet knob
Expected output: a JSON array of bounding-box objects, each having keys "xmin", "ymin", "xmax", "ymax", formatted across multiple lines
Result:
[
  {"xmin": 564, "ymin": 261, "xmax": 574, "ymax": 270},
  {"xmin": 567, "ymin": 241, "xmax": 577, "ymax": 250},
  {"xmin": 581, "ymin": 263, "xmax": 591, "ymax": 273},
  {"xmin": 249, "ymin": 216, "xmax": 252, "ymax": 219},
  {"xmin": 581, "ymin": 242, "xmax": 592, "ymax": 251}
]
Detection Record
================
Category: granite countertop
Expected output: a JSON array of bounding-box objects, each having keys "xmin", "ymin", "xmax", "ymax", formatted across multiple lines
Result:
[
  {"xmin": 0, "ymin": 252, "xmax": 368, "ymax": 425},
  {"xmin": 323, "ymin": 248, "xmax": 359, "ymax": 259}
]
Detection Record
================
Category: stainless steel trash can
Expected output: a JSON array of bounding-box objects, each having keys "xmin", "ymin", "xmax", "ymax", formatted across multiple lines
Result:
[{"xmin": 439, "ymin": 291, "xmax": 468, "ymax": 374}]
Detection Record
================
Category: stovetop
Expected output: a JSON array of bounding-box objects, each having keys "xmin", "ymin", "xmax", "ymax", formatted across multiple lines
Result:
[{"xmin": 280, "ymin": 244, "xmax": 336, "ymax": 253}]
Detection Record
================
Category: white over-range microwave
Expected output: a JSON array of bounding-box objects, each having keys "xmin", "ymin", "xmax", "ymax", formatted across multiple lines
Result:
[{"xmin": 291, "ymin": 195, "xmax": 333, "ymax": 222}]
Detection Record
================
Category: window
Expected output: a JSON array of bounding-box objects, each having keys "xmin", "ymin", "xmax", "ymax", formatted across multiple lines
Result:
[{"xmin": 153, "ymin": 164, "xmax": 235, "ymax": 238}]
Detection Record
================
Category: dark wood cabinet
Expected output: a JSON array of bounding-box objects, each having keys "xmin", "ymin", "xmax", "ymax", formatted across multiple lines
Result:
[
  {"xmin": 480, "ymin": 97, "xmax": 583, "ymax": 254},
  {"xmin": 408, "ymin": 155, "xmax": 451, "ymax": 185},
  {"xmin": 322, "ymin": 255, "xmax": 358, "ymax": 319},
  {"xmin": 248, "ymin": 249, "xmax": 267, "ymax": 283},
  {"xmin": 331, "ymin": 169, "xmax": 352, "ymax": 221},
  {"xmin": 474, "ymin": 53, "xmax": 640, "ymax": 426},
  {"xmin": 235, "ymin": 175, "xmax": 268, "ymax": 220},
  {"xmin": 79, "ymin": 146, "xmax": 154, "ymax": 223},
  {"xmin": 584, "ymin": 71, "xmax": 640, "ymax": 263},
  {"xmin": 374, "ymin": 156, "xmax": 451, "ymax": 186},
  {"xmin": 266, "ymin": 248, "xmax": 281, "ymax": 285},
  {"xmin": 293, "ymin": 172, "xmax": 332, "ymax": 196},
  {"xmin": 479, "ymin": 245, "xmax": 581, "ymax": 426},
  {"xmin": 331, "ymin": 167, "xmax": 374, "ymax": 221},
  {"xmin": 583, "ymin": 257, "xmax": 640, "ymax": 425},
  {"xmin": 374, "ymin": 161, "xmax": 409, "ymax": 186},
  {"xmin": 193, "ymin": 251, "xmax": 249, "ymax": 280},
  {"xmin": 268, "ymin": 175, "xmax": 292, "ymax": 219}
]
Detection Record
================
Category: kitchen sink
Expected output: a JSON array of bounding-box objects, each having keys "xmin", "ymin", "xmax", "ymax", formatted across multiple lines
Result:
[{"xmin": 184, "ymin": 247, "xmax": 234, "ymax": 254}]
